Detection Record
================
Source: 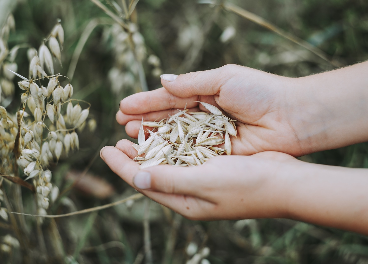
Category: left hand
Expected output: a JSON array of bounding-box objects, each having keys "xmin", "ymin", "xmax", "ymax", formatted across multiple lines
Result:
[{"xmin": 100, "ymin": 139, "xmax": 298, "ymax": 220}]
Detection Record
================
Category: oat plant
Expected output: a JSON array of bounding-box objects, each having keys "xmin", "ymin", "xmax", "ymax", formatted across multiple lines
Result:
[{"xmin": 0, "ymin": 19, "xmax": 94, "ymax": 263}]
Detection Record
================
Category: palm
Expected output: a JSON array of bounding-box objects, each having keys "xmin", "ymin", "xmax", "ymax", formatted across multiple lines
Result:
[{"xmin": 117, "ymin": 65, "xmax": 303, "ymax": 156}]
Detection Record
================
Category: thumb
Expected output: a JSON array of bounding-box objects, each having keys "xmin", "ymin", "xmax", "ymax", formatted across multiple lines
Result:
[
  {"xmin": 160, "ymin": 64, "xmax": 240, "ymax": 98},
  {"xmin": 133, "ymin": 165, "xmax": 202, "ymax": 196}
]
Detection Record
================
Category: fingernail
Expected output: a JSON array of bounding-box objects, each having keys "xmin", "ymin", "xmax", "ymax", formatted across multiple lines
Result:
[
  {"xmin": 100, "ymin": 146, "xmax": 107, "ymax": 161},
  {"xmin": 133, "ymin": 171, "xmax": 151, "ymax": 189},
  {"xmin": 160, "ymin": 74, "xmax": 178, "ymax": 82}
]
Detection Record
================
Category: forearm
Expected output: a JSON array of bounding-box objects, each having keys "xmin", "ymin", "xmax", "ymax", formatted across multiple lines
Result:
[
  {"xmin": 280, "ymin": 161, "xmax": 368, "ymax": 234},
  {"xmin": 288, "ymin": 61, "xmax": 368, "ymax": 154}
]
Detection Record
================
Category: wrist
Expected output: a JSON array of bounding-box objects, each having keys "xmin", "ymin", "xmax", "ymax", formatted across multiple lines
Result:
[{"xmin": 285, "ymin": 63, "xmax": 368, "ymax": 154}]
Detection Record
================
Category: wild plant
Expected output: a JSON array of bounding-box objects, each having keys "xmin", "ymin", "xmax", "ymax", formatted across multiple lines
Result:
[{"xmin": 0, "ymin": 18, "xmax": 94, "ymax": 261}]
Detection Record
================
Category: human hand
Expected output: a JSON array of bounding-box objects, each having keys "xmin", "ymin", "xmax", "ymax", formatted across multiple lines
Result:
[
  {"xmin": 117, "ymin": 64, "xmax": 308, "ymax": 156},
  {"xmin": 100, "ymin": 139, "xmax": 297, "ymax": 220}
]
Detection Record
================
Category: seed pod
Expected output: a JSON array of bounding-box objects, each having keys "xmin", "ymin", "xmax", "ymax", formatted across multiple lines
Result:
[
  {"xmin": 55, "ymin": 141, "xmax": 62, "ymax": 160},
  {"xmin": 71, "ymin": 132, "xmax": 79, "ymax": 150},
  {"xmin": 48, "ymin": 186, "xmax": 59, "ymax": 204},
  {"xmin": 158, "ymin": 124, "xmax": 172, "ymax": 134},
  {"xmin": 88, "ymin": 119, "xmax": 97, "ymax": 132},
  {"xmin": 47, "ymin": 78, "xmax": 58, "ymax": 97},
  {"xmin": 145, "ymin": 142, "xmax": 167, "ymax": 160},
  {"xmin": 24, "ymin": 131, "xmax": 33, "ymax": 145},
  {"xmin": 64, "ymin": 133, "xmax": 71, "ymax": 154},
  {"xmin": 21, "ymin": 93, "xmax": 28, "ymax": 102},
  {"xmin": 61, "ymin": 85, "xmax": 70, "ymax": 101},
  {"xmin": 0, "ymin": 79, "xmax": 14, "ymax": 96},
  {"xmin": 27, "ymin": 96, "xmax": 37, "ymax": 114},
  {"xmin": 198, "ymin": 101, "xmax": 222, "ymax": 115},
  {"xmin": 154, "ymin": 145, "xmax": 172, "ymax": 160},
  {"xmin": 39, "ymin": 43, "xmax": 54, "ymax": 74},
  {"xmin": 0, "ymin": 208, "xmax": 8, "ymax": 221},
  {"xmin": 29, "ymin": 82, "xmax": 39, "ymax": 98},
  {"xmin": 18, "ymin": 80, "xmax": 30, "ymax": 90},
  {"xmin": 51, "ymin": 23, "xmax": 64, "ymax": 46},
  {"xmin": 64, "ymin": 84, "xmax": 73, "ymax": 98},
  {"xmin": 137, "ymin": 133, "xmax": 155, "ymax": 155},
  {"xmin": 26, "ymin": 169, "xmax": 40, "ymax": 181},
  {"xmin": 48, "ymin": 37, "xmax": 61, "ymax": 64},
  {"xmin": 138, "ymin": 118, "xmax": 145, "ymax": 145},
  {"xmin": 36, "ymin": 65, "xmax": 47, "ymax": 79},
  {"xmin": 140, "ymin": 158, "xmax": 166, "ymax": 169},
  {"xmin": 75, "ymin": 109, "xmax": 89, "ymax": 128},
  {"xmin": 3, "ymin": 62, "xmax": 17, "ymax": 80},
  {"xmin": 27, "ymin": 48, "xmax": 37, "ymax": 61},
  {"xmin": 46, "ymin": 104, "xmax": 55, "ymax": 123},
  {"xmin": 29, "ymin": 55, "xmax": 41, "ymax": 79},
  {"xmin": 41, "ymin": 141, "xmax": 50, "ymax": 155},
  {"xmin": 57, "ymin": 114, "xmax": 66, "ymax": 129},
  {"xmin": 71, "ymin": 104, "xmax": 82, "ymax": 125},
  {"xmin": 35, "ymin": 122, "xmax": 43, "ymax": 136},
  {"xmin": 24, "ymin": 161, "xmax": 36, "ymax": 175},
  {"xmin": 66, "ymin": 102, "xmax": 73, "ymax": 124},
  {"xmin": 17, "ymin": 157, "xmax": 30, "ymax": 168},
  {"xmin": 39, "ymin": 197, "xmax": 49, "ymax": 209},
  {"xmin": 34, "ymin": 108, "xmax": 42, "ymax": 122},
  {"xmin": 52, "ymin": 87, "xmax": 63, "ymax": 104}
]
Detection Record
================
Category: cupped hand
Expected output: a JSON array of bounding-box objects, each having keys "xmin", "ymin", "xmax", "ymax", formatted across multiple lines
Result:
[
  {"xmin": 117, "ymin": 64, "xmax": 306, "ymax": 156},
  {"xmin": 100, "ymin": 139, "xmax": 299, "ymax": 220}
]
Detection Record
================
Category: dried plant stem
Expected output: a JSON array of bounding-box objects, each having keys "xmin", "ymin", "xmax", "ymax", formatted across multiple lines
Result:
[
  {"xmin": 121, "ymin": 0, "xmax": 129, "ymax": 18},
  {"xmin": 10, "ymin": 193, "xmax": 144, "ymax": 218},
  {"xmin": 143, "ymin": 199, "xmax": 153, "ymax": 264},
  {"xmin": 11, "ymin": 184, "xmax": 28, "ymax": 237},
  {"xmin": 47, "ymin": 219, "xmax": 65, "ymax": 261},
  {"xmin": 163, "ymin": 213, "xmax": 182, "ymax": 264},
  {"xmin": 67, "ymin": 18, "xmax": 112, "ymax": 80},
  {"xmin": 90, "ymin": 0, "xmax": 129, "ymax": 30}
]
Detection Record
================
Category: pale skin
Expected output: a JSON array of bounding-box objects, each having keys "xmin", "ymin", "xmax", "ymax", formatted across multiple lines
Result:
[{"xmin": 100, "ymin": 62, "xmax": 368, "ymax": 235}]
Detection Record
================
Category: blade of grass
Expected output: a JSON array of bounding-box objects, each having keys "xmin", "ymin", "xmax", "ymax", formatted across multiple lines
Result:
[
  {"xmin": 90, "ymin": 0, "xmax": 129, "ymax": 30},
  {"xmin": 199, "ymin": 0, "xmax": 340, "ymax": 67},
  {"xmin": 129, "ymin": 0, "xmax": 140, "ymax": 16},
  {"xmin": 67, "ymin": 18, "xmax": 112, "ymax": 81},
  {"xmin": 73, "ymin": 211, "xmax": 98, "ymax": 259}
]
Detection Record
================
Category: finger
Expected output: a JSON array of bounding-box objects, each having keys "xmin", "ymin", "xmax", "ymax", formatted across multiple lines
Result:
[
  {"xmin": 120, "ymin": 88, "xmax": 198, "ymax": 115},
  {"xmin": 142, "ymin": 191, "xmax": 216, "ymax": 220},
  {"xmin": 161, "ymin": 65, "xmax": 240, "ymax": 98},
  {"xmin": 115, "ymin": 139, "xmax": 137, "ymax": 159},
  {"xmin": 133, "ymin": 165, "xmax": 206, "ymax": 198},
  {"xmin": 116, "ymin": 107, "xmax": 200, "ymax": 125},
  {"xmin": 100, "ymin": 146, "xmax": 140, "ymax": 184},
  {"xmin": 125, "ymin": 120, "xmax": 143, "ymax": 139}
]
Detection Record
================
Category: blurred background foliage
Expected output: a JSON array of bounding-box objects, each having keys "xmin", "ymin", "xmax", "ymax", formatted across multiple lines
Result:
[{"xmin": 1, "ymin": 0, "xmax": 368, "ymax": 263}]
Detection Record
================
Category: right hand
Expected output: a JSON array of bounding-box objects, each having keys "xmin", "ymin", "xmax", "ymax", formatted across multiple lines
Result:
[{"xmin": 117, "ymin": 64, "xmax": 307, "ymax": 156}]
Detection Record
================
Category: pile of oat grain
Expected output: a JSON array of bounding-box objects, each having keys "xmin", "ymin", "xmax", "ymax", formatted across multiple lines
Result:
[{"xmin": 133, "ymin": 102, "xmax": 237, "ymax": 168}]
